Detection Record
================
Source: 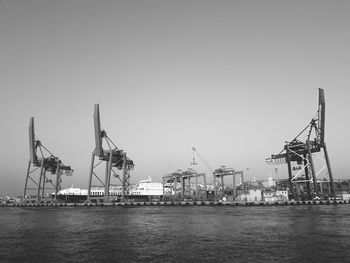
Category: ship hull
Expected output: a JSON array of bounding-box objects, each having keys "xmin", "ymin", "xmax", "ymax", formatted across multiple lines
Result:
[{"xmin": 54, "ymin": 194, "xmax": 162, "ymax": 203}]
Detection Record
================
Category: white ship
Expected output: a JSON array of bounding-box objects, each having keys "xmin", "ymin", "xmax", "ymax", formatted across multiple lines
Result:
[
  {"xmin": 57, "ymin": 186, "xmax": 122, "ymax": 197},
  {"xmin": 129, "ymin": 177, "xmax": 163, "ymax": 196},
  {"xmin": 53, "ymin": 178, "xmax": 163, "ymax": 202},
  {"xmin": 54, "ymin": 185, "xmax": 122, "ymax": 202}
]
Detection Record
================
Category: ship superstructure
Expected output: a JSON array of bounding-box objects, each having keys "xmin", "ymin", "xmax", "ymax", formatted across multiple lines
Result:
[{"xmin": 129, "ymin": 177, "xmax": 163, "ymax": 196}]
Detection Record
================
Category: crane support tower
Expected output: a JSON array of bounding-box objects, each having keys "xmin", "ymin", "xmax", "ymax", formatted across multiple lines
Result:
[
  {"xmin": 163, "ymin": 169, "xmax": 207, "ymax": 201},
  {"xmin": 24, "ymin": 117, "xmax": 73, "ymax": 202},
  {"xmin": 191, "ymin": 147, "xmax": 244, "ymax": 201},
  {"xmin": 266, "ymin": 89, "xmax": 335, "ymax": 200},
  {"xmin": 87, "ymin": 104, "xmax": 134, "ymax": 202},
  {"xmin": 213, "ymin": 167, "xmax": 244, "ymax": 201}
]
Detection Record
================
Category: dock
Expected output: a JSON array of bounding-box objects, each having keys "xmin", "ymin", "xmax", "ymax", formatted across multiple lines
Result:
[{"xmin": 1, "ymin": 200, "xmax": 349, "ymax": 208}]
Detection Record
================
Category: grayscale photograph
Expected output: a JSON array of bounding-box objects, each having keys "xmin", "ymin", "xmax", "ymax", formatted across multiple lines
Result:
[{"xmin": 0, "ymin": 0, "xmax": 349, "ymax": 262}]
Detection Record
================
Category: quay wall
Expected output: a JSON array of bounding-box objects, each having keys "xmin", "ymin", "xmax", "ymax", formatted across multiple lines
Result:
[{"xmin": 1, "ymin": 200, "xmax": 350, "ymax": 207}]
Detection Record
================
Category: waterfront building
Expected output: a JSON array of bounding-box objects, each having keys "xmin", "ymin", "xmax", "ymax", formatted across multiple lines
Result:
[
  {"xmin": 276, "ymin": 190, "xmax": 289, "ymax": 201},
  {"xmin": 237, "ymin": 189, "xmax": 262, "ymax": 202},
  {"xmin": 335, "ymin": 191, "xmax": 350, "ymax": 201},
  {"xmin": 263, "ymin": 191, "xmax": 275, "ymax": 202},
  {"xmin": 263, "ymin": 190, "xmax": 289, "ymax": 202},
  {"xmin": 262, "ymin": 175, "xmax": 276, "ymax": 188}
]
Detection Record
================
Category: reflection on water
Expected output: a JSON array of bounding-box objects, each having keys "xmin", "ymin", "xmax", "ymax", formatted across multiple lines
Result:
[{"xmin": 1, "ymin": 206, "xmax": 350, "ymax": 262}]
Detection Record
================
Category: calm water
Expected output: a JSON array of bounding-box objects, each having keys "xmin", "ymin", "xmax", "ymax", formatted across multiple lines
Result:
[{"xmin": 1, "ymin": 205, "xmax": 350, "ymax": 263}]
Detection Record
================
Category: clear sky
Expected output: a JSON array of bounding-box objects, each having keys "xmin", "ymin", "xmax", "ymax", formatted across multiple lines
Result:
[{"xmin": 1, "ymin": 0, "xmax": 349, "ymax": 195}]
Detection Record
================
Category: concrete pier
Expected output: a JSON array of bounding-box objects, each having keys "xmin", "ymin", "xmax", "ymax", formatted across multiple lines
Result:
[{"xmin": 1, "ymin": 200, "xmax": 349, "ymax": 207}]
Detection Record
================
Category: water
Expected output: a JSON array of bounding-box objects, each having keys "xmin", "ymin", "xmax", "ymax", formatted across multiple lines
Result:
[{"xmin": 1, "ymin": 205, "xmax": 350, "ymax": 263}]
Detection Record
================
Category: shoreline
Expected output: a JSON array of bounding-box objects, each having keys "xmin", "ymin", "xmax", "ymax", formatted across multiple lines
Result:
[{"xmin": 1, "ymin": 199, "xmax": 349, "ymax": 208}]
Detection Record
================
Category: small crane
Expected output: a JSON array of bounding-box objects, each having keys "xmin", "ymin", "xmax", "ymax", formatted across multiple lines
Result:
[
  {"xmin": 191, "ymin": 147, "xmax": 197, "ymax": 165},
  {"xmin": 191, "ymin": 146, "xmax": 216, "ymax": 188},
  {"xmin": 191, "ymin": 147, "xmax": 214, "ymax": 173}
]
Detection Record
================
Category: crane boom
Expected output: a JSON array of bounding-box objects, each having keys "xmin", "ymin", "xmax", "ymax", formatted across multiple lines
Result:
[{"xmin": 192, "ymin": 146, "xmax": 214, "ymax": 175}]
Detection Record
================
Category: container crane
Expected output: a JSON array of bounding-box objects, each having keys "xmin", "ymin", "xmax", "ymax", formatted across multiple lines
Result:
[
  {"xmin": 266, "ymin": 89, "xmax": 335, "ymax": 200},
  {"xmin": 24, "ymin": 117, "xmax": 73, "ymax": 202},
  {"xmin": 87, "ymin": 104, "xmax": 134, "ymax": 202},
  {"xmin": 192, "ymin": 146, "xmax": 244, "ymax": 201}
]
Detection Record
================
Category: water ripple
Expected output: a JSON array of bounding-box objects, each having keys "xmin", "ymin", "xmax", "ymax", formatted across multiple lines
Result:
[{"xmin": 1, "ymin": 206, "xmax": 350, "ymax": 262}]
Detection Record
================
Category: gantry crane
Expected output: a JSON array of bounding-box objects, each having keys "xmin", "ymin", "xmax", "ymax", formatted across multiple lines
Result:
[
  {"xmin": 213, "ymin": 167, "xmax": 244, "ymax": 201},
  {"xmin": 24, "ymin": 117, "xmax": 73, "ymax": 201},
  {"xmin": 191, "ymin": 146, "xmax": 244, "ymax": 200},
  {"xmin": 163, "ymin": 168, "xmax": 207, "ymax": 201},
  {"xmin": 266, "ymin": 89, "xmax": 335, "ymax": 200},
  {"xmin": 87, "ymin": 104, "xmax": 134, "ymax": 202}
]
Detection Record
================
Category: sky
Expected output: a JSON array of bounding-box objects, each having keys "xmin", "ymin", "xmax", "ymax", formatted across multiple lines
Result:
[{"xmin": 1, "ymin": 0, "xmax": 349, "ymax": 195}]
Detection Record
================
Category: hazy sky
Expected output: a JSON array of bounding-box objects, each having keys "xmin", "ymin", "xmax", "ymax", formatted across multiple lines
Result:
[{"xmin": 1, "ymin": 0, "xmax": 349, "ymax": 195}]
